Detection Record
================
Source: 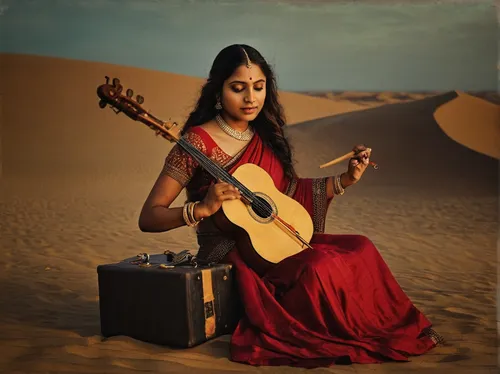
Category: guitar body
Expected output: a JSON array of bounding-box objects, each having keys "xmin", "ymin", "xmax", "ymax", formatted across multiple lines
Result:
[{"xmin": 212, "ymin": 163, "xmax": 314, "ymax": 277}]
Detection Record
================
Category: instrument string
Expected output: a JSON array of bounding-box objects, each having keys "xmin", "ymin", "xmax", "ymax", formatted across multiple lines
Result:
[
  {"xmin": 178, "ymin": 138, "xmax": 273, "ymax": 215},
  {"xmin": 178, "ymin": 138, "xmax": 310, "ymax": 247},
  {"xmin": 147, "ymin": 116, "xmax": 310, "ymax": 247}
]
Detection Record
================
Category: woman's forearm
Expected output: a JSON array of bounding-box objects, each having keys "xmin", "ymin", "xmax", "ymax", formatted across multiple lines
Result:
[
  {"xmin": 340, "ymin": 172, "xmax": 356, "ymax": 189},
  {"xmin": 326, "ymin": 173, "xmax": 356, "ymax": 200},
  {"xmin": 138, "ymin": 203, "xmax": 208, "ymax": 233},
  {"xmin": 139, "ymin": 206, "xmax": 186, "ymax": 232}
]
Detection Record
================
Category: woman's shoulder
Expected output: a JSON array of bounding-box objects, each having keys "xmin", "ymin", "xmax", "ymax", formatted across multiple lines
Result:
[{"xmin": 182, "ymin": 123, "xmax": 218, "ymax": 154}]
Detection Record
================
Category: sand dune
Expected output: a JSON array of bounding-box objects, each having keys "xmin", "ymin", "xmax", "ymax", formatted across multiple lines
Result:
[
  {"xmin": 303, "ymin": 90, "xmax": 500, "ymax": 109},
  {"xmin": 286, "ymin": 91, "xmax": 497, "ymax": 196},
  {"xmin": 433, "ymin": 90, "xmax": 500, "ymax": 159},
  {"xmin": 0, "ymin": 53, "xmax": 373, "ymax": 179},
  {"xmin": 0, "ymin": 54, "xmax": 497, "ymax": 374},
  {"xmin": 303, "ymin": 90, "xmax": 443, "ymax": 106}
]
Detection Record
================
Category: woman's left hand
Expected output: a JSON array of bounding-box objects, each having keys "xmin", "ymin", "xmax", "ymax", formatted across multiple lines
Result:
[{"xmin": 343, "ymin": 144, "xmax": 371, "ymax": 186}]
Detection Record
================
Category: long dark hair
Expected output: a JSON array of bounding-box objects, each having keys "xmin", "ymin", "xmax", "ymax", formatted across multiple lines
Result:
[{"xmin": 181, "ymin": 44, "xmax": 296, "ymax": 180}]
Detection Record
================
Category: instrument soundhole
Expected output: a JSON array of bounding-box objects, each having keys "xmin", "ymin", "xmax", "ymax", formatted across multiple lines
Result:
[{"xmin": 251, "ymin": 195, "xmax": 273, "ymax": 219}]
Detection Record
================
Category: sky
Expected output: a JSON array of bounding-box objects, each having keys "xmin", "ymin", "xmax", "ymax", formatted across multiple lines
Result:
[{"xmin": 0, "ymin": 0, "xmax": 498, "ymax": 92}]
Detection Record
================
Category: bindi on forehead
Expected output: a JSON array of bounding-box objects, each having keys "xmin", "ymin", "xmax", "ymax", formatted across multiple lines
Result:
[
  {"xmin": 230, "ymin": 67, "xmax": 266, "ymax": 81},
  {"xmin": 229, "ymin": 66, "xmax": 265, "ymax": 84}
]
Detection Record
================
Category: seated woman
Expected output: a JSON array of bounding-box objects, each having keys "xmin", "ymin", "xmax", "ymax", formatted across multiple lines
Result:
[{"xmin": 138, "ymin": 44, "xmax": 443, "ymax": 368}]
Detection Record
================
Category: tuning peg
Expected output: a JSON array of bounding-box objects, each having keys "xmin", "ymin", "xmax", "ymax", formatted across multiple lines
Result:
[
  {"xmin": 126, "ymin": 88, "xmax": 133, "ymax": 98},
  {"xmin": 98, "ymin": 100, "xmax": 107, "ymax": 109},
  {"xmin": 136, "ymin": 95, "xmax": 144, "ymax": 104},
  {"xmin": 112, "ymin": 78, "xmax": 121, "ymax": 87}
]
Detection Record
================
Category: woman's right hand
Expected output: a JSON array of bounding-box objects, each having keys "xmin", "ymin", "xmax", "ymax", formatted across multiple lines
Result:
[{"xmin": 195, "ymin": 181, "xmax": 241, "ymax": 220}]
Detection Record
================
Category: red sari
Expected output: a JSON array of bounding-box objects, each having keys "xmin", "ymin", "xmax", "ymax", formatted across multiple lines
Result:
[{"xmin": 162, "ymin": 126, "xmax": 442, "ymax": 368}]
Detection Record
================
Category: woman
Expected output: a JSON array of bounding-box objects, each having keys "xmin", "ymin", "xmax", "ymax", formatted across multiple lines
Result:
[{"xmin": 139, "ymin": 44, "xmax": 443, "ymax": 368}]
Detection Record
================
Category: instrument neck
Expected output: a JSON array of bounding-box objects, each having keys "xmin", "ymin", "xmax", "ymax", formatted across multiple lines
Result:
[{"xmin": 177, "ymin": 137, "xmax": 254, "ymax": 202}]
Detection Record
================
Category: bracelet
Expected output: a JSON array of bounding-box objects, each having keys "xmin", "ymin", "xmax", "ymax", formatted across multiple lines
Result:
[
  {"xmin": 188, "ymin": 201, "xmax": 197, "ymax": 225},
  {"xmin": 183, "ymin": 201, "xmax": 203, "ymax": 227},
  {"xmin": 182, "ymin": 202, "xmax": 192, "ymax": 226},
  {"xmin": 333, "ymin": 174, "xmax": 345, "ymax": 196}
]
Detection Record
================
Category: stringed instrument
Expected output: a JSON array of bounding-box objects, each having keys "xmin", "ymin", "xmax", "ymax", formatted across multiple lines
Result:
[{"xmin": 96, "ymin": 76, "xmax": 314, "ymax": 276}]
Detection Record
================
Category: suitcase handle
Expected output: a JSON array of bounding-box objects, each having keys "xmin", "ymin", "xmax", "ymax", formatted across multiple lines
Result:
[{"xmin": 129, "ymin": 250, "xmax": 216, "ymax": 269}]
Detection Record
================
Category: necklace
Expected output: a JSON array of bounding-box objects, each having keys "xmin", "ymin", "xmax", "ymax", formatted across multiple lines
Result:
[{"xmin": 215, "ymin": 114, "xmax": 254, "ymax": 141}]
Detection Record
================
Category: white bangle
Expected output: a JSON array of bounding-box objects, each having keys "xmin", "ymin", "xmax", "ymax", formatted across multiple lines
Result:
[{"xmin": 183, "ymin": 201, "xmax": 203, "ymax": 227}]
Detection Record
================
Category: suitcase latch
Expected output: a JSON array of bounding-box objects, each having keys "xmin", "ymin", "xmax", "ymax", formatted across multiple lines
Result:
[{"xmin": 130, "ymin": 253, "xmax": 151, "ymax": 267}]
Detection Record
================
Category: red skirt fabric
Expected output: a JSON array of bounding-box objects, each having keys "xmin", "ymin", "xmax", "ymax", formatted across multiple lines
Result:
[{"xmin": 227, "ymin": 233, "xmax": 438, "ymax": 368}]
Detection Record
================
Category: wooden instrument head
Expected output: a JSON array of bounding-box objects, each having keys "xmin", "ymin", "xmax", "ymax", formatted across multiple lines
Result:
[{"xmin": 96, "ymin": 76, "xmax": 182, "ymax": 143}]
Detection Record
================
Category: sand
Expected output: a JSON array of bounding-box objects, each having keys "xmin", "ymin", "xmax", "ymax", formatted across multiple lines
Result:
[
  {"xmin": 0, "ymin": 54, "xmax": 498, "ymax": 374},
  {"xmin": 433, "ymin": 90, "xmax": 500, "ymax": 159}
]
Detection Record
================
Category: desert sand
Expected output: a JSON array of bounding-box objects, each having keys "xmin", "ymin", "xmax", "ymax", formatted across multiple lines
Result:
[
  {"xmin": 0, "ymin": 54, "xmax": 498, "ymax": 374},
  {"xmin": 433, "ymin": 90, "xmax": 500, "ymax": 159}
]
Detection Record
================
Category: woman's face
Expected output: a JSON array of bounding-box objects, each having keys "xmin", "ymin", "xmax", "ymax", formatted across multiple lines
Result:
[{"xmin": 220, "ymin": 64, "xmax": 267, "ymax": 124}]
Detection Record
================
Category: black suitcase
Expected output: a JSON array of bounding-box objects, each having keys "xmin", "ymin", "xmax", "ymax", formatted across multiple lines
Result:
[{"xmin": 96, "ymin": 251, "xmax": 242, "ymax": 348}]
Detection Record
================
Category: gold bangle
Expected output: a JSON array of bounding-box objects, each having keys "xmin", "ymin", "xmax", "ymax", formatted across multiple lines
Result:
[
  {"xmin": 338, "ymin": 175, "xmax": 345, "ymax": 195},
  {"xmin": 333, "ymin": 174, "xmax": 345, "ymax": 195}
]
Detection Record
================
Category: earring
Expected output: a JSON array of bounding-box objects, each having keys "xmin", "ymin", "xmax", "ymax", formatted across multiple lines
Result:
[{"xmin": 215, "ymin": 100, "xmax": 222, "ymax": 110}]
